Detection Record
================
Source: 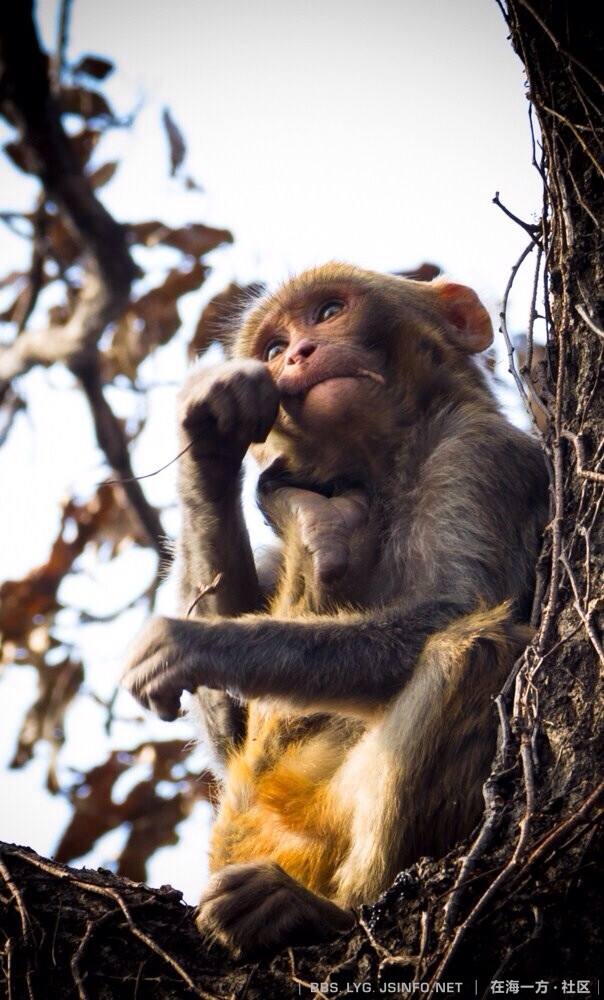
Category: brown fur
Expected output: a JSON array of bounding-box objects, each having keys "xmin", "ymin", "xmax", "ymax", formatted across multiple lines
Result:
[{"xmin": 122, "ymin": 263, "xmax": 548, "ymax": 955}]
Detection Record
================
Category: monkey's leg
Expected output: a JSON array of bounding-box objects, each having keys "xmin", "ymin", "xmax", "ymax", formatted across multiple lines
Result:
[
  {"xmin": 196, "ymin": 861, "xmax": 354, "ymax": 956},
  {"xmin": 332, "ymin": 605, "xmax": 529, "ymax": 906}
]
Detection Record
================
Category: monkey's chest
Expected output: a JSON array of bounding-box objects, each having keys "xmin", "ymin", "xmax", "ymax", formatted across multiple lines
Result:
[{"xmin": 209, "ymin": 705, "xmax": 362, "ymax": 896}]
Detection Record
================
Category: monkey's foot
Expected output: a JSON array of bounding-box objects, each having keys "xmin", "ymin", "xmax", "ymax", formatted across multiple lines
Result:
[{"xmin": 196, "ymin": 861, "xmax": 354, "ymax": 957}]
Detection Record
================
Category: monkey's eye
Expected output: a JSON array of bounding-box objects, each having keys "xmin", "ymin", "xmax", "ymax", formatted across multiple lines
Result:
[
  {"xmin": 315, "ymin": 300, "xmax": 344, "ymax": 324},
  {"xmin": 264, "ymin": 340, "xmax": 287, "ymax": 362}
]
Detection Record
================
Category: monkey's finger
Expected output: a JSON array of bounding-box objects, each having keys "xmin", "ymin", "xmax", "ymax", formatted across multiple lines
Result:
[
  {"xmin": 208, "ymin": 383, "xmax": 238, "ymax": 437},
  {"xmin": 200, "ymin": 864, "xmax": 261, "ymax": 905},
  {"xmin": 252, "ymin": 387, "xmax": 280, "ymax": 442},
  {"xmin": 148, "ymin": 693, "xmax": 182, "ymax": 722}
]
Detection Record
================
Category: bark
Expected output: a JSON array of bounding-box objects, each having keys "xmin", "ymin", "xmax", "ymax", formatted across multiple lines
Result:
[{"xmin": 1, "ymin": 1, "xmax": 602, "ymax": 996}]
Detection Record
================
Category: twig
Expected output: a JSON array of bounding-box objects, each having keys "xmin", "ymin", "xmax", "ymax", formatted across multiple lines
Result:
[
  {"xmin": 187, "ymin": 573, "xmax": 224, "ymax": 617},
  {"xmin": 71, "ymin": 919, "xmax": 93, "ymax": 1000},
  {"xmin": 53, "ymin": 0, "xmax": 73, "ymax": 92},
  {"xmin": 430, "ymin": 730, "xmax": 536, "ymax": 984},
  {"xmin": 524, "ymin": 781, "xmax": 604, "ymax": 872},
  {"xmin": 540, "ymin": 104, "xmax": 604, "ymax": 180},
  {"xmin": 493, "ymin": 191, "xmax": 541, "ymax": 243},
  {"xmin": 104, "ymin": 441, "xmax": 194, "ymax": 485},
  {"xmin": 560, "ymin": 428, "xmax": 604, "ymax": 484},
  {"xmin": 576, "ymin": 303, "xmax": 604, "ymax": 340},
  {"xmin": 3, "ymin": 937, "xmax": 14, "ymax": 1000},
  {"xmin": 0, "ymin": 857, "xmax": 31, "ymax": 943},
  {"xmin": 76, "ymin": 362, "xmax": 171, "ymax": 564},
  {"xmin": 0, "ymin": 388, "xmax": 26, "ymax": 447},
  {"xmin": 559, "ymin": 551, "xmax": 604, "ymax": 666}
]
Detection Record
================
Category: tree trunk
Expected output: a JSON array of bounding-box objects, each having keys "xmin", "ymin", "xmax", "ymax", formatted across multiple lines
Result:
[{"xmin": 1, "ymin": 1, "xmax": 602, "ymax": 996}]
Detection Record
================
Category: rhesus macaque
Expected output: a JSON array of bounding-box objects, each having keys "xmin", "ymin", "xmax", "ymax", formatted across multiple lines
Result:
[{"xmin": 122, "ymin": 264, "xmax": 548, "ymax": 955}]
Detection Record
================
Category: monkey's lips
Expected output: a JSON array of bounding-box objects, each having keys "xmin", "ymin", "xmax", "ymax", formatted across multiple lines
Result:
[
  {"xmin": 277, "ymin": 369, "xmax": 384, "ymax": 425},
  {"xmin": 277, "ymin": 367, "xmax": 383, "ymax": 399}
]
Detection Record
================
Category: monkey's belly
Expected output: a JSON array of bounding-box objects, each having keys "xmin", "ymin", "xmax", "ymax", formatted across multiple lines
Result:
[{"xmin": 209, "ymin": 703, "xmax": 358, "ymax": 897}]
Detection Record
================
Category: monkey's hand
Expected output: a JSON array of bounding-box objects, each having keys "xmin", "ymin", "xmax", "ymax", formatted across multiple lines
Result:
[
  {"xmin": 261, "ymin": 481, "xmax": 369, "ymax": 586},
  {"xmin": 197, "ymin": 861, "xmax": 354, "ymax": 956},
  {"xmin": 178, "ymin": 359, "xmax": 280, "ymax": 476},
  {"xmin": 121, "ymin": 616, "xmax": 206, "ymax": 721}
]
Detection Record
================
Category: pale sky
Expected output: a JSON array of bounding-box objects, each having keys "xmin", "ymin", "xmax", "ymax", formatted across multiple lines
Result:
[{"xmin": 0, "ymin": 0, "xmax": 541, "ymax": 902}]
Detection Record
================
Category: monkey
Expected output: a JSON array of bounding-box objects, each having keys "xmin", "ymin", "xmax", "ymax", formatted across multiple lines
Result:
[{"xmin": 122, "ymin": 263, "xmax": 548, "ymax": 956}]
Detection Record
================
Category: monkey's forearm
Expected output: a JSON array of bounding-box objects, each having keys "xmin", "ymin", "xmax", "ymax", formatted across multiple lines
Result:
[
  {"xmin": 123, "ymin": 599, "xmax": 465, "ymax": 719},
  {"xmin": 178, "ymin": 458, "xmax": 263, "ymax": 618}
]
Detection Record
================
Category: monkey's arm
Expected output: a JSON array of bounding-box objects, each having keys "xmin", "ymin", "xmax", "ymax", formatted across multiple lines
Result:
[
  {"xmin": 175, "ymin": 361, "xmax": 280, "ymax": 762},
  {"xmin": 122, "ymin": 599, "xmax": 464, "ymax": 721},
  {"xmin": 177, "ymin": 361, "xmax": 280, "ymax": 618}
]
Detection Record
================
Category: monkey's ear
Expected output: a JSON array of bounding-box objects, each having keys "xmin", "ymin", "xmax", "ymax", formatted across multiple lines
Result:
[{"xmin": 431, "ymin": 280, "xmax": 493, "ymax": 354}]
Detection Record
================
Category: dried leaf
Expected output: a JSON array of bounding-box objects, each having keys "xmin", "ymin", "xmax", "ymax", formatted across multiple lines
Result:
[
  {"xmin": 0, "ymin": 270, "xmax": 27, "ymax": 290},
  {"xmin": 60, "ymin": 85, "xmax": 113, "ymax": 121},
  {"xmin": 162, "ymin": 107, "xmax": 186, "ymax": 176},
  {"xmin": 129, "ymin": 220, "xmax": 232, "ymax": 257},
  {"xmin": 48, "ymin": 301, "xmax": 74, "ymax": 326},
  {"xmin": 189, "ymin": 282, "xmax": 264, "ymax": 359},
  {"xmin": 0, "ymin": 284, "xmax": 31, "ymax": 324},
  {"xmin": 106, "ymin": 262, "xmax": 209, "ymax": 378},
  {"xmin": 45, "ymin": 214, "xmax": 81, "ymax": 268},
  {"xmin": 55, "ymin": 741, "xmax": 215, "ymax": 880},
  {"xmin": 395, "ymin": 262, "xmax": 442, "ymax": 282},
  {"xmin": 184, "ymin": 174, "xmax": 204, "ymax": 193},
  {"xmin": 0, "ymin": 485, "xmax": 139, "ymax": 643},
  {"xmin": 4, "ymin": 140, "xmax": 38, "ymax": 174},
  {"xmin": 70, "ymin": 128, "xmax": 102, "ymax": 168},
  {"xmin": 72, "ymin": 54, "xmax": 115, "ymax": 81},
  {"xmin": 10, "ymin": 657, "xmax": 84, "ymax": 790},
  {"xmin": 87, "ymin": 160, "xmax": 119, "ymax": 190}
]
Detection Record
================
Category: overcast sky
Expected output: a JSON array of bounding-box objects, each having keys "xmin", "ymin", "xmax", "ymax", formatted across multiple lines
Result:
[{"xmin": 0, "ymin": 0, "xmax": 541, "ymax": 901}]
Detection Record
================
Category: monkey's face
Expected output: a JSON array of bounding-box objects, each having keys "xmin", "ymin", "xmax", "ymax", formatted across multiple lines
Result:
[
  {"xmin": 243, "ymin": 282, "xmax": 388, "ymax": 440},
  {"xmin": 235, "ymin": 264, "xmax": 493, "ymax": 479}
]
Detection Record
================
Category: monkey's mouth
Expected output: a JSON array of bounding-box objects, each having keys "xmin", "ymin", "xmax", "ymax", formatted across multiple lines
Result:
[{"xmin": 277, "ymin": 369, "xmax": 384, "ymax": 398}]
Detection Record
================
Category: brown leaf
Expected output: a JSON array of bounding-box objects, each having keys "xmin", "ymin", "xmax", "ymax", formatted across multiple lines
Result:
[
  {"xmin": 184, "ymin": 174, "xmax": 204, "ymax": 193},
  {"xmin": 45, "ymin": 213, "xmax": 81, "ymax": 268},
  {"xmin": 4, "ymin": 140, "xmax": 38, "ymax": 174},
  {"xmin": 129, "ymin": 220, "xmax": 232, "ymax": 257},
  {"xmin": 48, "ymin": 301, "xmax": 74, "ymax": 326},
  {"xmin": 162, "ymin": 107, "xmax": 186, "ymax": 176},
  {"xmin": 0, "ymin": 270, "xmax": 27, "ymax": 290},
  {"xmin": 72, "ymin": 54, "xmax": 115, "ymax": 81},
  {"xmin": 60, "ymin": 85, "xmax": 113, "ymax": 121},
  {"xmin": 10, "ymin": 657, "xmax": 84, "ymax": 789},
  {"xmin": 394, "ymin": 262, "xmax": 442, "ymax": 282},
  {"xmin": 105, "ymin": 261, "xmax": 209, "ymax": 379},
  {"xmin": 0, "ymin": 284, "xmax": 31, "ymax": 324},
  {"xmin": 189, "ymin": 282, "xmax": 264, "ymax": 359},
  {"xmin": 69, "ymin": 128, "xmax": 102, "ymax": 168},
  {"xmin": 54, "ymin": 741, "xmax": 215, "ymax": 880},
  {"xmin": 0, "ymin": 486, "xmax": 136, "ymax": 643},
  {"xmin": 160, "ymin": 223, "xmax": 232, "ymax": 257},
  {"xmin": 87, "ymin": 160, "xmax": 119, "ymax": 190}
]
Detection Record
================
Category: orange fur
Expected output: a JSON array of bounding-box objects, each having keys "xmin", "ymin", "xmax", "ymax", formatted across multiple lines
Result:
[{"xmin": 210, "ymin": 605, "xmax": 528, "ymax": 906}]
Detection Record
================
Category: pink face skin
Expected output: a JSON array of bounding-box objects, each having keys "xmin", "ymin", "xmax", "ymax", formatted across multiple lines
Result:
[
  {"xmin": 280, "ymin": 374, "xmax": 377, "ymax": 432},
  {"xmin": 253, "ymin": 296, "xmax": 385, "ymax": 433}
]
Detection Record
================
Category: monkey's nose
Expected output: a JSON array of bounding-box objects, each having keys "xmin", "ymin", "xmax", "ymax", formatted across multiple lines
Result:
[{"xmin": 287, "ymin": 339, "xmax": 317, "ymax": 364}]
